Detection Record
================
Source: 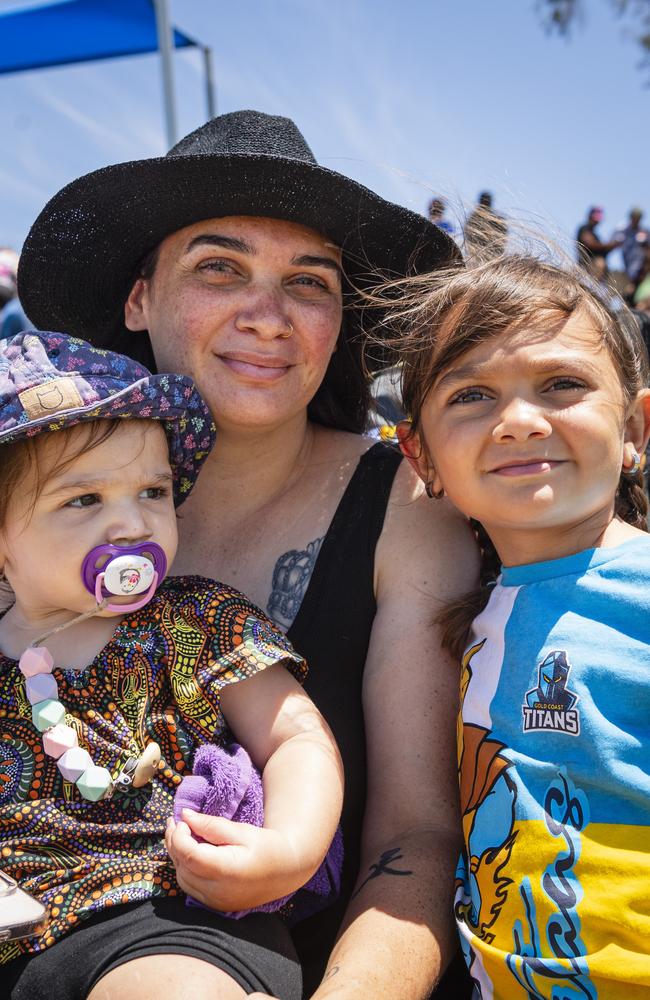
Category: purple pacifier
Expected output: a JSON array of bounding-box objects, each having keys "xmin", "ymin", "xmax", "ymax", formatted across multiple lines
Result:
[{"xmin": 81, "ymin": 542, "xmax": 167, "ymax": 613}]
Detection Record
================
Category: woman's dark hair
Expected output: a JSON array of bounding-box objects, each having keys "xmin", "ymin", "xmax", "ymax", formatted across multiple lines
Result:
[{"xmin": 377, "ymin": 253, "xmax": 650, "ymax": 659}]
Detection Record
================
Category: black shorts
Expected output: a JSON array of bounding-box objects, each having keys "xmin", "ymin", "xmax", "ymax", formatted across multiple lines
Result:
[{"xmin": 3, "ymin": 897, "xmax": 301, "ymax": 1000}]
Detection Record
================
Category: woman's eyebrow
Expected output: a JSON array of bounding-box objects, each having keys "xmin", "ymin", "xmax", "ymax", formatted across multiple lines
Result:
[
  {"xmin": 182, "ymin": 238, "xmax": 342, "ymax": 277},
  {"xmin": 291, "ymin": 254, "xmax": 342, "ymax": 277},
  {"xmin": 184, "ymin": 234, "xmax": 252, "ymax": 255}
]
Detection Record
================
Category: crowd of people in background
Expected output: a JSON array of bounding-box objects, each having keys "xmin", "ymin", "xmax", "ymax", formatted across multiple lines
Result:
[{"xmin": 425, "ymin": 193, "xmax": 649, "ymax": 321}]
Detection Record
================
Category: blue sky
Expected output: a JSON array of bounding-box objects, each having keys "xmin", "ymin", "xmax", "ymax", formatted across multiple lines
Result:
[{"xmin": 0, "ymin": 0, "xmax": 647, "ymax": 271}]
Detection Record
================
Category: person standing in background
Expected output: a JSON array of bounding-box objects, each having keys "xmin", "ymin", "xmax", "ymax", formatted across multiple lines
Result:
[
  {"xmin": 614, "ymin": 207, "xmax": 649, "ymax": 302},
  {"xmin": 0, "ymin": 248, "xmax": 32, "ymax": 337},
  {"xmin": 428, "ymin": 197, "xmax": 455, "ymax": 235},
  {"xmin": 464, "ymin": 191, "xmax": 507, "ymax": 257},
  {"xmin": 575, "ymin": 206, "xmax": 622, "ymax": 275}
]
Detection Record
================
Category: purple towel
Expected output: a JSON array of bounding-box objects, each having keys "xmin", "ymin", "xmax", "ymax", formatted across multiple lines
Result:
[{"xmin": 173, "ymin": 742, "xmax": 343, "ymax": 922}]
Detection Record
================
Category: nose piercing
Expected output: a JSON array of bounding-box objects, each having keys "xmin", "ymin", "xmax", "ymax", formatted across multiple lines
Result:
[{"xmin": 279, "ymin": 321, "xmax": 294, "ymax": 339}]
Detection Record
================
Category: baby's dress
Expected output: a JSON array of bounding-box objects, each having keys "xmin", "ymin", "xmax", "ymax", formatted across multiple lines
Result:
[{"xmin": 0, "ymin": 575, "xmax": 305, "ymax": 964}]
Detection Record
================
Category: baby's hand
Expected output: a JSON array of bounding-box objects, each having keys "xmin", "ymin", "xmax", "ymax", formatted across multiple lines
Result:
[{"xmin": 165, "ymin": 809, "xmax": 304, "ymax": 912}]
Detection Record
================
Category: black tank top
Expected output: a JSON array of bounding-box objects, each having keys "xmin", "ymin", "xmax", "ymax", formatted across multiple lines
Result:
[{"xmin": 287, "ymin": 441, "xmax": 402, "ymax": 993}]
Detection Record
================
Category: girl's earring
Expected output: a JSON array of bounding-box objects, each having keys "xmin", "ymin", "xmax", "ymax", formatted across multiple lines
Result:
[
  {"xmin": 623, "ymin": 447, "xmax": 642, "ymax": 476},
  {"xmin": 425, "ymin": 481, "xmax": 445, "ymax": 500}
]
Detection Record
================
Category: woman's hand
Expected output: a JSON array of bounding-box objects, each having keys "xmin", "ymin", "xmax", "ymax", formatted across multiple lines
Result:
[{"xmin": 165, "ymin": 810, "xmax": 302, "ymax": 912}]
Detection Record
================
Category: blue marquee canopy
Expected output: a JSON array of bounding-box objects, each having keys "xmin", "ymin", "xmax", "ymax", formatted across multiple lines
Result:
[{"xmin": 0, "ymin": 0, "xmax": 198, "ymax": 75}]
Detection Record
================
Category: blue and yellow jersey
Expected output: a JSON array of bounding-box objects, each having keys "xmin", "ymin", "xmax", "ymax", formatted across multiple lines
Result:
[{"xmin": 457, "ymin": 537, "xmax": 650, "ymax": 999}]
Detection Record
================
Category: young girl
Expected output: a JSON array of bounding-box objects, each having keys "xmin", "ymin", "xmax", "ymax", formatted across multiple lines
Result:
[
  {"xmin": 392, "ymin": 255, "xmax": 650, "ymax": 998},
  {"xmin": 0, "ymin": 331, "xmax": 342, "ymax": 1000}
]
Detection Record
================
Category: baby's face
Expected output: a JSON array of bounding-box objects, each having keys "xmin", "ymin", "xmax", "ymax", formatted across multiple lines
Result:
[{"xmin": 0, "ymin": 420, "xmax": 178, "ymax": 621}]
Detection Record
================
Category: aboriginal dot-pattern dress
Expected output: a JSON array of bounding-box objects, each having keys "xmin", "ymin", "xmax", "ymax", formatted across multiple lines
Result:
[{"xmin": 0, "ymin": 576, "xmax": 306, "ymax": 965}]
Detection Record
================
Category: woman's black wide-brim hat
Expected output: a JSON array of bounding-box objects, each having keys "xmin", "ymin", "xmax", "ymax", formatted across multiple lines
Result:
[{"xmin": 19, "ymin": 110, "xmax": 457, "ymax": 361}]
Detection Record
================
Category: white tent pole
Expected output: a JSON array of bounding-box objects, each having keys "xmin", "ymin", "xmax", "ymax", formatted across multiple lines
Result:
[
  {"xmin": 153, "ymin": 0, "xmax": 177, "ymax": 147},
  {"xmin": 202, "ymin": 45, "xmax": 216, "ymax": 119}
]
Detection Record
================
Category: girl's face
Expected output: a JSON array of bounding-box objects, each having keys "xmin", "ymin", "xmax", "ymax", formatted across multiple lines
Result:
[
  {"xmin": 124, "ymin": 216, "xmax": 343, "ymax": 436},
  {"xmin": 0, "ymin": 421, "xmax": 178, "ymax": 623},
  {"xmin": 406, "ymin": 313, "xmax": 650, "ymax": 565}
]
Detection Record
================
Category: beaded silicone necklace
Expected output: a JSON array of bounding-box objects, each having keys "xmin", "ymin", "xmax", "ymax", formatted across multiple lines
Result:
[{"xmin": 16, "ymin": 544, "xmax": 167, "ymax": 802}]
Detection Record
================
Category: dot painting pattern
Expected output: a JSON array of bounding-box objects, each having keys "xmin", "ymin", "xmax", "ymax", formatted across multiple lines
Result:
[{"xmin": 0, "ymin": 575, "xmax": 305, "ymax": 963}]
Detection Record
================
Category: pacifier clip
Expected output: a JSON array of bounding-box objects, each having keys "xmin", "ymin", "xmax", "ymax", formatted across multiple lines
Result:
[{"xmin": 18, "ymin": 543, "xmax": 167, "ymax": 802}]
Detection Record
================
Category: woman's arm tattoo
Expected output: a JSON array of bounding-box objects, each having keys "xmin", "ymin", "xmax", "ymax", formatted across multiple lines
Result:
[
  {"xmin": 351, "ymin": 847, "xmax": 414, "ymax": 900},
  {"xmin": 267, "ymin": 536, "xmax": 324, "ymax": 629}
]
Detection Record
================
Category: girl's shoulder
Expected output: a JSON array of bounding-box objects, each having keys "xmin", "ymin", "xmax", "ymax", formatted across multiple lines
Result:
[{"xmin": 605, "ymin": 532, "xmax": 650, "ymax": 580}]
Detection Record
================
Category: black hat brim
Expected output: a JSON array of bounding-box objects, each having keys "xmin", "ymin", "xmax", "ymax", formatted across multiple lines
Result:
[{"xmin": 19, "ymin": 152, "xmax": 457, "ymax": 351}]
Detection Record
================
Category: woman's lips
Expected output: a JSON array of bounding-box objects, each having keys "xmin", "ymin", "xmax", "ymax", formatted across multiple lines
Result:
[
  {"xmin": 217, "ymin": 354, "xmax": 291, "ymax": 381},
  {"xmin": 490, "ymin": 460, "xmax": 562, "ymax": 476}
]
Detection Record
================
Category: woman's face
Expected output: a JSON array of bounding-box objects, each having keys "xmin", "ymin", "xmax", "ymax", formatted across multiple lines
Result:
[{"xmin": 125, "ymin": 216, "xmax": 343, "ymax": 434}]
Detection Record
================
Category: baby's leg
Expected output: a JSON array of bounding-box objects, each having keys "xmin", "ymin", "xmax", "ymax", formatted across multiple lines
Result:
[{"xmin": 88, "ymin": 954, "xmax": 247, "ymax": 999}]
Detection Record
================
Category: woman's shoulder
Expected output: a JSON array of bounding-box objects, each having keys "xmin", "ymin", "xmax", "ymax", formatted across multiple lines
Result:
[
  {"xmin": 376, "ymin": 473, "xmax": 480, "ymax": 604},
  {"xmin": 312, "ymin": 424, "xmax": 479, "ymax": 587},
  {"xmin": 311, "ymin": 425, "xmax": 403, "ymax": 481},
  {"xmin": 311, "ymin": 424, "xmax": 377, "ymax": 460}
]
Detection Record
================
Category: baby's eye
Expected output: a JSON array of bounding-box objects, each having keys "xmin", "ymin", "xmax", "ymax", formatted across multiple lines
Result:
[
  {"xmin": 449, "ymin": 386, "xmax": 491, "ymax": 404},
  {"xmin": 66, "ymin": 493, "xmax": 99, "ymax": 508}
]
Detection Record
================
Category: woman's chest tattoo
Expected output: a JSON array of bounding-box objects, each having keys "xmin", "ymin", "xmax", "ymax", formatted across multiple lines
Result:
[{"xmin": 267, "ymin": 536, "xmax": 324, "ymax": 629}]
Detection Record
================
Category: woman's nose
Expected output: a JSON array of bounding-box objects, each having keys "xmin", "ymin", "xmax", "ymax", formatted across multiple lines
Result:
[
  {"xmin": 234, "ymin": 286, "xmax": 292, "ymax": 340},
  {"xmin": 492, "ymin": 396, "xmax": 552, "ymax": 441}
]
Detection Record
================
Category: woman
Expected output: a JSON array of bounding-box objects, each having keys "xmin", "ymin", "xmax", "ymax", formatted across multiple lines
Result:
[{"xmin": 19, "ymin": 110, "xmax": 477, "ymax": 999}]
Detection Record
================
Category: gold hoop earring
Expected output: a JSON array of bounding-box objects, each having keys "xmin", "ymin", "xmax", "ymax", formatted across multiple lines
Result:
[
  {"xmin": 279, "ymin": 321, "xmax": 294, "ymax": 339},
  {"xmin": 425, "ymin": 481, "xmax": 444, "ymax": 500},
  {"xmin": 623, "ymin": 448, "xmax": 642, "ymax": 476}
]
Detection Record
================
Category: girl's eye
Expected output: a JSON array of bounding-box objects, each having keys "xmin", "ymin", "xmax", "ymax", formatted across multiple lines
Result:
[
  {"xmin": 449, "ymin": 386, "xmax": 491, "ymax": 404},
  {"xmin": 66, "ymin": 493, "xmax": 99, "ymax": 508},
  {"xmin": 547, "ymin": 377, "xmax": 586, "ymax": 392},
  {"xmin": 140, "ymin": 487, "xmax": 169, "ymax": 500}
]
